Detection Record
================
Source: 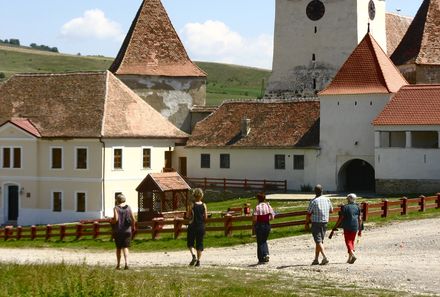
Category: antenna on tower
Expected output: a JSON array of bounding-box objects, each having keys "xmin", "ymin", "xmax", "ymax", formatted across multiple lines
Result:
[
  {"xmin": 396, "ymin": 8, "xmax": 401, "ymax": 15},
  {"xmin": 367, "ymin": 22, "xmax": 370, "ymax": 33}
]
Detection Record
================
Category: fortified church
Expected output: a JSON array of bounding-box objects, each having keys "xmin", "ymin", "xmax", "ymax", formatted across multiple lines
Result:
[{"xmin": 1, "ymin": 0, "xmax": 440, "ymax": 225}]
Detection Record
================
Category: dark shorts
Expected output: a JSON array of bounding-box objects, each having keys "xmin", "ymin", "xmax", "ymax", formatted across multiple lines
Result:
[
  {"xmin": 311, "ymin": 222, "xmax": 327, "ymax": 244},
  {"xmin": 114, "ymin": 231, "xmax": 131, "ymax": 248},
  {"xmin": 187, "ymin": 224, "xmax": 205, "ymax": 251}
]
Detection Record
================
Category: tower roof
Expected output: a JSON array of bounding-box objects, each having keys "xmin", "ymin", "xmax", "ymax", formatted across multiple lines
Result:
[
  {"xmin": 320, "ymin": 34, "xmax": 408, "ymax": 95},
  {"xmin": 391, "ymin": 0, "xmax": 440, "ymax": 66},
  {"xmin": 109, "ymin": 0, "xmax": 206, "ymax": 77}
]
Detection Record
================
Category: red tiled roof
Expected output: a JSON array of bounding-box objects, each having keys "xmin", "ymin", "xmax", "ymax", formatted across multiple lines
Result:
[
  {"xmin": 186, "ymin": 100, "xmax": 320, "ymax": 148},
  {"xmin": 1, "ymin": 118, "xmax": 41, "ymax": 137},
  {"xmin": 320, "ymin": 34, "xmax": 408, "ymax": 95},
  {"xmin": 373, "ymin": 84, "xmax": 440, "ymax": 125},
  {"xmin": 109, "ymin": 0, "xmax": 206, "ymax": 77},
  {"xmin": 136, "ymin": 172, "xmax": 191, "ymax": 192},
  {"xmin": 386, "ymin": 13, "xmax": 413, "ymax": 56},
  {"xmin": 0, "ymin": 71, "xmax": 188, "ymax": 139},
  {"xmin": 391, "ymin": 0, "xmax": 440, "ymax": 65}
]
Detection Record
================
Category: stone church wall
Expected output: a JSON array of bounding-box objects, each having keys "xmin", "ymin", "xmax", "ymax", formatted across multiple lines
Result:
[{"xmin": 376, "ymin": 179, "xmax": 440, "ymax": 194}]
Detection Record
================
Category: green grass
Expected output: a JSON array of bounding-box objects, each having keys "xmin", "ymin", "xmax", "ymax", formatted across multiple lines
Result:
[
  {"xmin": 0, "ymin": 263, "xmax": 413, "ymax": 297},
  {"xmin": 0, "ymin": 45, "xmax": 271, "ymax": 106}
]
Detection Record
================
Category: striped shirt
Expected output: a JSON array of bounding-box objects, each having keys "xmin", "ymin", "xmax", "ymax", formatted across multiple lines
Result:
[
  {"xmin": 307, "ymin": 195, "xmax": 333, "ymax": 223},
  {"xmin": 253, "ymin": 202, "xmax": 276, "ymax": 222}
]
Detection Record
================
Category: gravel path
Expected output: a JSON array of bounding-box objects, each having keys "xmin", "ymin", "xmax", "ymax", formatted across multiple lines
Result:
[{"xmin": 1, "ymin": 218, "xmax": 439, "ymax": 295}]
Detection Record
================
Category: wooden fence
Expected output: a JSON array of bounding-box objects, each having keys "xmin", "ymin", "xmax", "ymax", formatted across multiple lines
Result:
[
  {"xmin": 1, "ymin": 194, "xmax": 439, "ymax": 241},
  {"xmin": 186, "ymin": 177, "xmax": 287, "ymax": 192}
]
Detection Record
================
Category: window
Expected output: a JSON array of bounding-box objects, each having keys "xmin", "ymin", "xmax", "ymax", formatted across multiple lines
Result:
[
  {"xmin": 2, "ymin": 147, "xmax": 21, "ymax": 168},
  {"xmin": 76, "ymin": 148, "xmax": 88, "ymax": 169},
  {"xmin": 201, "ymin": 154, "xmax": 210, "ymax": 168},
  {"xmin": 113, "ymin": 148, "xmax": 123, "ymax": 169},
  {"xmin": 76, "ymin": 192, "xmax": 86, "ymax": 212},
  {"xmin": 143, "ymin": 148, "xmax": 151, "ymax": 169},
  {"xmin": 379, "ymin": 132, "xmax": 405, "ymax": 148},
  {"xmin": 220, "ymin": 154, "xmax": 230, "ymax": 169},
  {"xmin": 53, "ymin": 192, "xmax": 62, "ymax": 212},
  {"xmin": 294, "ymin": 155, "xmax": 305, "ymax": 170},
  {"xmin": 275, "ymin": 154, "xmax": 285, "ymax": 169},
  {"xmin": 51, "ymin": 147, "xmax": 63, "ymax": 169},
  {"xmin": 412, "ymin": 131, "xmax": 438, "ymax": 148}
]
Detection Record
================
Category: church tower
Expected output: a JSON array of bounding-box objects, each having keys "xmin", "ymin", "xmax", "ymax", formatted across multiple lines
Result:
[
  {"xmin": 110, "ymin": 0, "xmax": 206, "ymax": 133},
  {"xmin": 267, "ymin": 0, "xmax": 387, "ymax": 98}
]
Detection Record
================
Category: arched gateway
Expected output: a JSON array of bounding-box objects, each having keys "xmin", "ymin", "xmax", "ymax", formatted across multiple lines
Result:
[{"xmin": 338, "ymin": 159, "xmax": 375, "ymax": 192}]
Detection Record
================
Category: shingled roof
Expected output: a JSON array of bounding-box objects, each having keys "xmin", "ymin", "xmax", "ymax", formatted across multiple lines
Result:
[
  {"xmin": 320, "ymin": 33, "xmax": 408, "ymax": 95},
  {"xmin": 109, "ymin": 0, "xmax": 205, "ymax": 77},
  {"xmin": 186, "ymin": 100, "xmax": 320, "ymax": 148},
  {"xmin": 391, "ymin": 0, "xmax": 440, "ymax": 65},
  {"xmin": 136, "ymin": 172, "xmax": 191, "ymax": 192},
  {"xmin": 0, "ymin": 71, "xmax": 188, "ymax": 139},
  {"xmin": 1, "ymin": 118, "xmax": 41, "ymax": 137},
  {"xmin": 386, "ymin": 13, "xmax": 413, "ymax": 55},
  {"xmin": 373, "ymin": 85, "xmax": 440, "ymax": 126}
]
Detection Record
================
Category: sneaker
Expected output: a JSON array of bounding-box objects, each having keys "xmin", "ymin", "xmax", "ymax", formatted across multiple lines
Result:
[
  {"xmin": 349, "ymin": 255, "xmax": 357, "ymax": 264},
  {"xmin": 320, "ymin": 258, "xmax": 329, "ymax": 265},
  {"xmin": 124, "ymin": 265, "xmax": 129, "ymax": 270},
  {"xmin": 195, "ymin": 260, "xmax": 200, "ymax": 267},
  {"xmin": 311, "ymin": 259, "xmax": 320, "ymax": 265},
  {"xmin": 189, "ymin": 255, "xmax": 197, "ymax": 266},
  {"xmin": 263, "ymin": 255, "xmax": 270, "ymax": 262}
]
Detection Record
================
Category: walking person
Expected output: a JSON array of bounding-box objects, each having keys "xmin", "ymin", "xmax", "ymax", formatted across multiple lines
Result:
[
  {"xmin": 187, "ymin": 188, "xmax": 207, "ymax": 267},
  {"xmin": 330, "ymin": 193, "xmax": 362, "ymax": 264},
  {"xmin": 253, "ymin": 193, "xmax": 276, "ymax": 264},
  {"xmin": 305, "ymin": 184, "xmax": 333, "ymax": 265},
  {"xmin": 112, "ymin": 193, "xmax": 136, "ymax": 270}
]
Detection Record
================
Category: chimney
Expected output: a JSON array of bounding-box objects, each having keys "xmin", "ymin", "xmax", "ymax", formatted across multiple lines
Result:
[{"xmin": 241, "ymin": 117, "xmax": 251, "ymax": 137}]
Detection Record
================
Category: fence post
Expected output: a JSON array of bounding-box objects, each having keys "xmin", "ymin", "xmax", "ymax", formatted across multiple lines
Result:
[
  {"xmin": 60, "ymin": 225, "xmax": 66, "ymax": 241},
  {"xmin": 362, "ymin": 202, "xmax": 369, "ymax": 221},
  {"xmin": 4, "ymin": 226, "xmax": 12, "ymax": 241},
  {"xmin": 284, "ymin": 180, "xmax": 287, "ymax": 193},
  {"xmin": 437, "ymin": 193, "xmax": 440, "ymax": 209},
  {"xmin": 204, "ymin": 178, "xmax": 207, "ymax": 191},
  {"xmin": 31, "ymin": 225, "xmax": 36, "ymax": 240},
  {"xmin": 244, "ymin": 178, "xmax": 248, "ymax": 190},
  {"xmin": 152, "ymin": 218, "xmax": 163, "ymax": 240},
  {"xmin": 382, "ymin": 200, "xmax": 388, "ymax": 218},
  {"xmin": 419, "ymin": 195, "xmax": 426, "ymax": 212},
  {"xmin": 223, "ymin": 178, "xmax": 226, "ymax": 192},
  {"xmin": 263, "ymin": 179, "xmax": 267, "ymax": 191},
  {"xmin": 174, "ymin": 218, "xmax": 183, "ymax": 239},
  {"xmin": 224, "ymin": 214, "xmax": 233, "ymax": 237},
  {"xmin": 45, "ymin": 225, "xmax": 52, "ymax": 241},
  {"xmin": 93, "ymin": 222, "xmax": 100, "ymax": 239},
  {"xmin": 16, "ymin": 226, "xmax": 22, "ymax": 240},
  {"xmin": 401, "ymin": 197, "xmax": 408, "ymax": 215},
  {"xmin": 76, "ymin": 224, "xmax": 83, "ymax": 240}
]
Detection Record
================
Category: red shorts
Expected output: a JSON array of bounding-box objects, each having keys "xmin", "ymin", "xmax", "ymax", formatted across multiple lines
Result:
[{"xmin": 344, "ymin": 230, "xmax": 357, "ymax": 252}]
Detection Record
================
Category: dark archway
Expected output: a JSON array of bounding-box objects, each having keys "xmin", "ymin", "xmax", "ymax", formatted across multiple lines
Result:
[{"xmin": 338, "ymin": 159, "xmax": 375, "ymax": 192}]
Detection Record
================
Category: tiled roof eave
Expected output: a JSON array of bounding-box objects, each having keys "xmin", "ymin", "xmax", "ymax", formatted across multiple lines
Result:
[{"xmin": 185, "ymin": 145, "xmax": 320, "ymax": 149}]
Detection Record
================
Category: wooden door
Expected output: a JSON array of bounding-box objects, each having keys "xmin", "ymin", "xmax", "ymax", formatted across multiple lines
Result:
[
  {"xmin": 164, "ymin": 151, "xmax": 172, "ymax": 169},
  {"xmin": 179, "ymin": 157, "xmax": 187, "ymax": 177},
  {"xmin": 8, "ymin": 185, "xmax": 19, "ymax": 221}
]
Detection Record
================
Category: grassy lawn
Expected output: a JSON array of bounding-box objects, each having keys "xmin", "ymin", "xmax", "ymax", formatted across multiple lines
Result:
[{"xmin": 0, "ymin": 263, "xmax": 414, "ymax": 297}]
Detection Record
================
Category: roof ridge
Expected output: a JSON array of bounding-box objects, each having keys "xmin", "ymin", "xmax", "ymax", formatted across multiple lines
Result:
[{"xmin": 13, "ymin": 71, "xmax": 106, "ymax": 77}]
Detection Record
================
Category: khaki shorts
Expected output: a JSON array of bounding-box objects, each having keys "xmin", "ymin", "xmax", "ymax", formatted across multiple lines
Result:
[{"xmin": 311, "ymin": 222, "xmax": 327, "ymax": 244}]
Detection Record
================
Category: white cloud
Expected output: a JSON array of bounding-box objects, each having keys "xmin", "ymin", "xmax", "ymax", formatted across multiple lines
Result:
[
  {"xmin": 60, "ymin": 9, "xmax": 124, "ymax": 42},
  {"xmin": 180, "ymin": 20, "xmax": 273, "ymax": 69}
]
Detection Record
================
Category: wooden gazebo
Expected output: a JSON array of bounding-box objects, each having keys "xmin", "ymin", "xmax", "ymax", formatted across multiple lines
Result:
[{"xmin": 136, "ymin": 172, "xmax": 191, "ymax": 222}]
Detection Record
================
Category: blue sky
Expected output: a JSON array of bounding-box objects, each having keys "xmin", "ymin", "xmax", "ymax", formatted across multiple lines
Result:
[{"xmin": 0, "ymin": 0, "xmax": 423, "ymax": 69}]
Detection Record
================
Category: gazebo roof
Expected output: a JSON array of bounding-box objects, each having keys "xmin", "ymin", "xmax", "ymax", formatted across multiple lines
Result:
[{"xmin": 136, "ymin": 172, "xmax": 191, "ymax": 192}]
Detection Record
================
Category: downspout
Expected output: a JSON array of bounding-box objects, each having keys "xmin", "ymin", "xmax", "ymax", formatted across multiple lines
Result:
[{"xmin": 100, "ymin": 137, "xmax": 106, "ymax": 217}]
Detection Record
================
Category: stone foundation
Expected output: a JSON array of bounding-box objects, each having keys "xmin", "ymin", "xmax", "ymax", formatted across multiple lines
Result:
[{"xmin": 376, "ymin": 179, "xmax": 440, "ymax": 195}]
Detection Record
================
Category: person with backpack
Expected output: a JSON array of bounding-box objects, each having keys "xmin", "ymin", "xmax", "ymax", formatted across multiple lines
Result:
[
  {"xmin": 112, "ymin": 193, "xmax": 136, "ymax": 270},
  {"xmin": 330, "ymin": 193, "xmax": 362, "ymax": 264},
  {"xmin": 187, "ymin": 188, "xmax": 208, "ymax": 267}
]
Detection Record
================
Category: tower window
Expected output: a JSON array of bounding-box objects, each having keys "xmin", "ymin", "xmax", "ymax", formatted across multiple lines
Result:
[
  {"xmin": 312, "ymin": 53, "xmax": 316, "ymax": 61},
  {"xmin": 314, "ymin": 26, "xmax": 317, "ymax": 34},
  {"xmin": 313, "ymin": 78, "xmax": 317, "ymax": 90}
]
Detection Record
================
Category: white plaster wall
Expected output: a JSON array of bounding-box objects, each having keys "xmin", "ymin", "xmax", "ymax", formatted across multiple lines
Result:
[
  {"xmin": 269, "ymin": 0, "xmax": 386, "ymax": 93},
  {"xmin": 17, "ymin": 208, "xmax": 102, "ymax": 226},
  {"xmin": 375, "ymin": 125, "xmax": 440, "ymax": 179},
  {"xmin": 318, "ymin": 93, "xmax": 391, "ymax": 190},
  {"xmin": 102, "ymin": 138, "xmax": 177, "ymax": 217},
  {"xmin": 178, "ymin": 147, "xmax": 319, "ymax": 191}
]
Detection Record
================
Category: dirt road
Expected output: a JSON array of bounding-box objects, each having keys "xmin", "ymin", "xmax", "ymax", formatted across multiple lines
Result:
[{"xmin": 1, "ymin": 218, "xmax": 439, "ymax": 295}]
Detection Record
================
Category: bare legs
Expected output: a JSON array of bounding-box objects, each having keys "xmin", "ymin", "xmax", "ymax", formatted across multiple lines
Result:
[
  {"xmin": 189, "ymin": 247, "xmax": 202, "ymax": 266},
  {"xmin": 116, "ymin": 247, "xmax": 129, "ymax": 269},
  {"xmin": 313, "ymin": 242, "xmax": 328, "ymax": 265}
]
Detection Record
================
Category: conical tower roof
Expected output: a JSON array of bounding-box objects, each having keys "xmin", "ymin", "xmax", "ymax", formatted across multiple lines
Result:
[
  {"xmin": 109, "ymin": 0, "xmax": 206, "ymax": 77},
  {"xmin": 320, "ymin": 33, "xmax": 407, "ymax": 95},
  {"xmin": 391, "ymin": 0, "xmax": 440, "ymax": 65}
]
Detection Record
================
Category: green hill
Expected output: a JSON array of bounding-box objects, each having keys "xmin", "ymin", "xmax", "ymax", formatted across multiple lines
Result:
[{"xmin": 0, "ymin": 45, "xmax": 271, "ymax": 106}]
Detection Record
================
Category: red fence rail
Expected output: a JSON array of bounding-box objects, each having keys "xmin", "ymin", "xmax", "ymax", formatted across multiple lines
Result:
[
  {"xmin": 186, "ymin": 177, "xmax": 287, "ymax": 193},
  {"xmin": 1, "ymin": 194, "xmax": 439, "ymax": 241}
]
